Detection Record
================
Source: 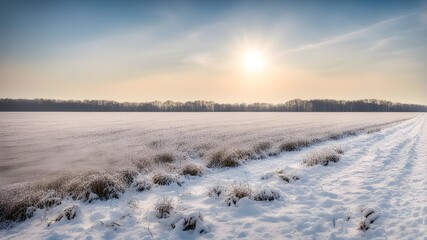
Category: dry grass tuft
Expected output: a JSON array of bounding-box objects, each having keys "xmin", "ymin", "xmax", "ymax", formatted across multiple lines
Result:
[
  {"xmin": 181, "ymin": 164, "xmax": 203, "ymax": 176},
  {"xmin": 132, "ymin": 177, "xmax": 152, "ymax": 192},
  {"xmin": 67, "ymin": 173, "xmax": 128, "ymax": 202},
  {"xmin": 261, "ymin": 169, "xmax": 300, "ymax": 183},
  {"xmin": 171, "ymin": 212, "xmax": 208, "ymax": 233},
  {"xmin": 254, "ymin": 142, "xmax": 272, "ymax": 154},
  {"xmin": 358, "ymin": 207, "xmax": 379, "ymax": 232},
  {"xmin": 48, "ymin": 204, "xmax": 79, "ymax": 226},
  {"xmin": 36, "ymin": 190, "xmax": 62, "ymax": 209},
  {"xmin": 252, "ymin": 189, "xmax": 280, "ymax": 201},
  {"xmin": 154, "ymin": 153, "xmax": 175, "ymax": 164},
  {"xmin": 225, "ymin": 183, "xmax": 252, "ymax": 206},
  {"xmin": 154, "ymin": 197, "xmax": 174, "ymax": 219},
  {"xmin": 280, "ymin": 140, "xmax": 310, "ymax": 151},
  {"xmin": 119, "ymin": 170, "xmax": 138, "ymax": 185},
  {"xmin": 277, "ymin": 173, "xmax": 300, "ymax": 182},
  {"xmin": 358, "ymin": 208, "xmax": 379, "ymax": 232},
  {"xmin": 208, "ymin": 185, "xmax": 225, "ymax": 198},
  {"xmin": 152, "ymin": 173, "xmax": 181, "ymax": 186},
  {"xmin": 302, "ymin": 148, "xmax": 342, "ymax": 167},
  {"xmin": 206, "ymin": 151, "xmax": 240, "ymax": 168}
]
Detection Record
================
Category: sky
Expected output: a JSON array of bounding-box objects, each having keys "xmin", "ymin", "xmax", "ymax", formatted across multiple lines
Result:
[{"xmin": 0, "ymin": 0, "xmax": 426, "ymax": 104}]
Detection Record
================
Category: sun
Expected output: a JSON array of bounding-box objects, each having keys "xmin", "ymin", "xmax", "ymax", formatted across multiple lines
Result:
[{"xmin": 242, "ymin": 49, "xmax": 265, "ymax": 73}]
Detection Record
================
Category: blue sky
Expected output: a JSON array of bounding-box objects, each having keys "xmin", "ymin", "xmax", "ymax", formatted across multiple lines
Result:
[{"xmin": 1, "ymin": 0, "xmax": 426, "ymax": 104}]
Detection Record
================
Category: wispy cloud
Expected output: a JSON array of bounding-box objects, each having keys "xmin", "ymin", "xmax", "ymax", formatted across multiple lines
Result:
[{"xmin": 282, "ymin": 15, "xmax": 410, "ymax": 53}]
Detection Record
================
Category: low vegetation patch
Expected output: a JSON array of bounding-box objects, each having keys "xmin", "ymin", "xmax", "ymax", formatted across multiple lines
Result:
[
  {"xmin": 207, "ymin": 185, "xmax": 225, "ymax": 198},
  {"xmin": 154, "ymin": 197, "xmax": 174, "ymax": 219},
  {"xmin": 333, "ymin": 146, "xmax": 344, "ymax": 155},
  {"xmin": 277, "ymin": 173, "xmax": 300, "ymax": 183},
  {"xmin": 0, "ymin": 192, "xmax": 41, "ymax": 224},
  {"xmin": 152, "ymin": 173, "xmax": 181, "ymax": 186},
  {"xmin": 154, "ymin": 153, "xmax": 175, "ymax": 164},
  {"xmin": 171, "ymin": 211, "xmax": 208, "ymax": 233},
  {"xmin": 210, "ymin": 183, "xmax": 281, "ymax": 204},
  {"xmin": 66, "ymin": 172, "xmax": 131, "ymax": 202},
  {"xmin": 36, "ymin": 190, "xmax": 62, "ymax": 209},
  {"xmin": 261, "ymin": 169, "xmax": 300, "ymax": 183},
  {"xmin": 0, "ymin": 170, "xmax": 137, "ymax": 224},
  {"xmin": 48, "ymin": 204, "xmax": 79, "ymax": 226},
  {"xmin": 302, "ymin": 147, "xmax": 343, "ymax": 167},
  {"xmin": 358, "ymin": 208, "xmax": 379, "ymax": 231},
  {"xmin": 225, "ymin": 183, "xmax": 252, "ymax": 206},
  {"xmin": 251, "ymin": 189, "xmax": 280, "ymax": 201},
  {"xmin": 254, "ymin": 142, "xmax": 272, "ymax": 154},
  {"xmin": 206, "ymin": 150, "xmax": 240, "ymax": 168},
  {"xmin": 133, "ymin": 158, "xmax": 153, "ymax": 172},
  {"xmin": 181, "ymin": 163, "xmax": 203, "ymax": 176},
  {"xmin": 280, "ymin": 140, "xmax": 310, "ymax": 152},
  {"xmin": 367, "ymin": 128, "xmax": 381, "ymax": 134},
  {"xmin": 132, "ymin": 177, "xmax": 152, "ymax": 192}
]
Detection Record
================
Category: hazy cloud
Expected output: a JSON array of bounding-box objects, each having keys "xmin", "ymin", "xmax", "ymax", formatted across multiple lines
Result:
[{"xmin": 282, "ymin": 15, "xmax": 410, "ymax": 53}]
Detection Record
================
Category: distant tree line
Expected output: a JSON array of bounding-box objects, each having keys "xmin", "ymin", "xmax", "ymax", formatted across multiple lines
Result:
[{"xmin": 0, "ymin": 98, "xmax": 426, "ymax": 112}]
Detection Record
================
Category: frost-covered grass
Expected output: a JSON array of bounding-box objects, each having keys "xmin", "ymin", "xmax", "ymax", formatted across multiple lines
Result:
[
  {"xmin": 251, "ymin": 189, "xmax": 281, "ymax": 202},
  {"xmin": 0, "ymin": 112, "xmax": 417, "ymax": 226},
  {"xmin": 131, "ymin": 176, "xmax": 152, "ymax": 192},
  {"xmin": 358, "ymin": 208, "xmax": 380, "ymax": 232},
  {"xmin": 302, "ymin": 147, "xmax": 344, "ymax": 166},
  {"xmin": 47, "ymin": 204, "xmax": 79, "ymax": 227},
  {"xmin": 224, "ymin": 183, "xmax": 253, "ymax": 206},
  {"xmin": 261, "ymin": 169, "xmax": 301, "ymax": 182},
  {"xmin": 154, "ymin": 197, "xmax": 174, "ymax": 219},
  {"xmin": 209, "ymin": 182, "xmax": 282, "ymax": 205},
  {"xmin": 180, "ymin": 163, "xmax": 203, "ymax": 176},
  {"xmin": 154, "ymin": 153, "xmax": 175, "ymax": 164},
  {"xmin": 152, "ymin": 173, "xmax": 181, "ymax": 186},
  {"xmin": 0, "ymin": 170, "xmax": 137, "ymax": 223},
  {"xmin": 207, "ymin": 185, "xmax": 225, "ymax": 198}
]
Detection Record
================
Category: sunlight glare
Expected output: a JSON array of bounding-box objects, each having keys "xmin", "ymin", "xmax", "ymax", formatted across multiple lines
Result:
[{"xmin": 242, "ymin": 49, "xmax": 265, "ymax": 73}]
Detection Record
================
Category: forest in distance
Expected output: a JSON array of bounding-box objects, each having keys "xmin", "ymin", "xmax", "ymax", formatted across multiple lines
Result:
[{"xmin": 1, "ymin": 98, "xmax": 426, "ymax": 112}]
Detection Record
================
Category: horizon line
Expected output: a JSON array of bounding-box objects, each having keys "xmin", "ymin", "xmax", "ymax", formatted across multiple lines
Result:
[{"xmin": 1, "ymin": 97, "xmax": 426, "ymax": 107}]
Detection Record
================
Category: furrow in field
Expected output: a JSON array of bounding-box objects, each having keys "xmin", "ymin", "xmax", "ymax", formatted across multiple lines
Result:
[{"xmin": 317, "ymin": 114, "xmax": 426, "ymax": 238}]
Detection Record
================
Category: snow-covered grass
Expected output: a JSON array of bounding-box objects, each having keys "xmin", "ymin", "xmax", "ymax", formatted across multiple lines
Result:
[
  {"xmin": 152, "ymin": 173, "xmax": 182, "ymax": 186},
  {"xmin": 180, "ymin": 163, "xmax": 204, "ymax": 177},
  {"xmin": 0, "ymin": 113, "xmax": 425, "ymax": 239},
  {"xmin": 154, "ymin": 197, "xmax": 175, "ymax": 219},
  {"xmin": 302, "ymin": 147, "xmax": 344, "ymax": 166},
  {"xmin": 47, "ymin": 204, "xmax": 80, "ymax": 227},
  {"xmin": 224, "ymin": 183, "xmax": 253, "ymax": 206}
]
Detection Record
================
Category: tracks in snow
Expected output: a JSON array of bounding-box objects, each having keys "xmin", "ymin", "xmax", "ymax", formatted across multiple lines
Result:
[
  {"xmin": 186, "ymin": 114, "xmax": 427, "ymax": 239},
  {"xmin": 317, "ymin": 114, "xmax": 426, "ymax": 238}
]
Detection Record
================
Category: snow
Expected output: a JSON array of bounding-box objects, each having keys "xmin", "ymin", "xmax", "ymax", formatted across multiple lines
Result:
[{"xmin": 1, "ymin": 113, "xmax": 426, "ymax": 239}]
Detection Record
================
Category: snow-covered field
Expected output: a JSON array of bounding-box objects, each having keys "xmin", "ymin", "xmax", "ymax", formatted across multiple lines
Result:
[
  {"xmin": 0, "ymin": 112, "xmax": 416, "ymax": 185},
  {"xmin": 1, "ymin": 113, "xmax": 426, "ymax": 239}
]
